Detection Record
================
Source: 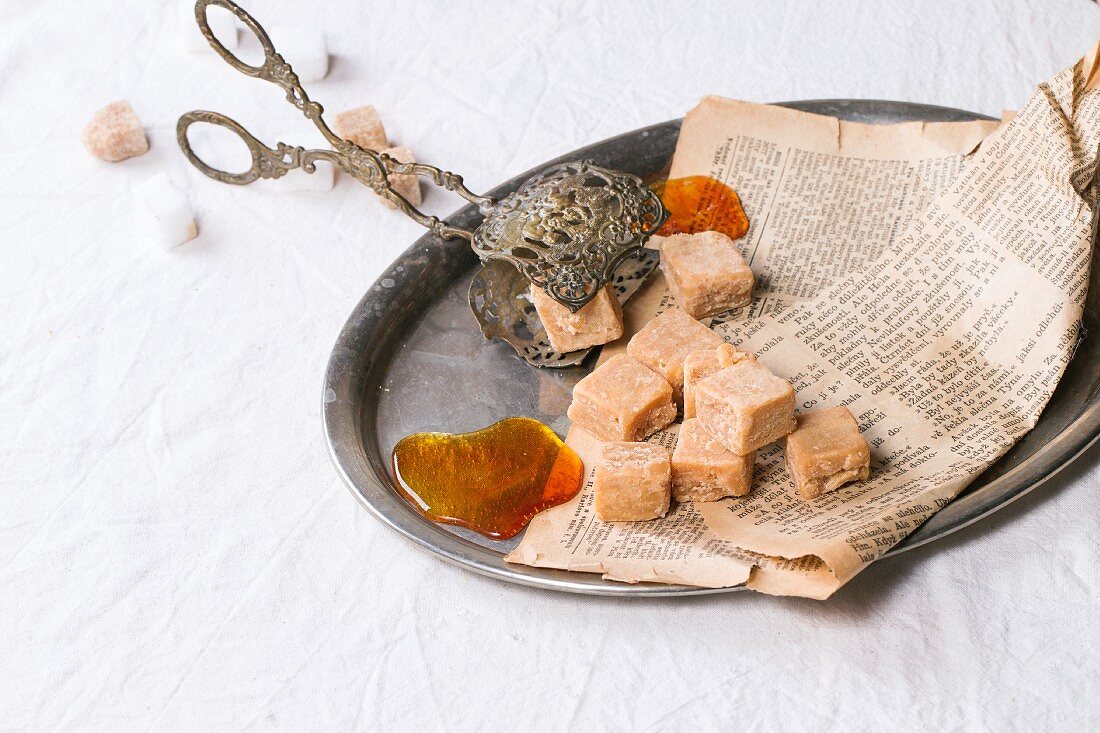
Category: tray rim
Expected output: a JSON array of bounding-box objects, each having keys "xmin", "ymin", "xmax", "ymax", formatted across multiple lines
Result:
[{"xmin": 323, "ymin": 98, "xmax": 1100, "ymax": 596}]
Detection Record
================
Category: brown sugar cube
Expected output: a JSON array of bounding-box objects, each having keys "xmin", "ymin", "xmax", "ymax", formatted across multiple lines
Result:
[
  {"xmin": 785, "ymin": 406, "xmax": 870, "ymax": 500},
  {"xmin": 530, "ymin": 284, "xmax": 623, "ymax": 354},
  {"xmin": 626, "ymin": 307, "xmax": 722, "ymax": 404},
  {"xmin": 683, "ymin": 343, "xmax": 755, "ymax": 419},
  {"xmin": 695, "ymin": 360, "xmax": 796, "ymax": 455},
  {"xmin": 656, "ymin": 231, "xmax": 755, "ymax": 318},
  {"xmin": 567, "ymin": 354, "xmax": 676, "ymax": 442},
  {"xmin": 594, "ymin": 442, "xmax": 672, "ymax": 522},
  {"xmin": 333, "ymin": 105, "xmax": 388, "ymax": 150},
  {"xmin": 82, "ymin": 101, "xmax": 148, "ymax": 162},
  {"xmin": 671, "ymin": 419, "xmax": 754, "ymax": 502},
  {"xmin": 379, "ymin": 146, "xmax": 423, "ymax": 208}
]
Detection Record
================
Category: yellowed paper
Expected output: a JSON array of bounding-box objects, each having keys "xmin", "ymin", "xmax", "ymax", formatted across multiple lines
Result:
[
  {"xmin": 1083, "ymin": 41, "xmax": 1100, "ymax": 92},
  {"xmin": 508, "ymin": 52, "xmax": 1099, "ymax": 599},
  {"xmin": 668, "ymin": 99, "xmax": 998, "ymax": 314}
]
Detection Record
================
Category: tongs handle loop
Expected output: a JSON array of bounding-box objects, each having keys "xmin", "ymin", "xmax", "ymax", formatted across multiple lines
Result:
[
  {"xmin": 195, "ymin": 0, "xmax": 337, "ymax": 144},
  {"xmin": 176, "ymin": 110, "xmax": 340, "ymax": 186},
  {"xmin": 194, "ymin": 0, "xmax": 269, "ymax": 77}
]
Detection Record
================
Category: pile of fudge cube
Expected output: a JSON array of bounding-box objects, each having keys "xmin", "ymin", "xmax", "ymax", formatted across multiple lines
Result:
[{"xmin": 541, "ymin": 231, "xmax": 871, "ymax": 523}]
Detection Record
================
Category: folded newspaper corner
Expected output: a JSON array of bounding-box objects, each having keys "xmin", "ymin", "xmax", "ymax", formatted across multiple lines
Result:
[{"xmin": 506, "ymin": 43, "xmax": 1100, "ymax": 600}]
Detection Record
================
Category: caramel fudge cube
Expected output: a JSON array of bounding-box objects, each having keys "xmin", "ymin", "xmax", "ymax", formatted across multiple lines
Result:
[
  {"xmin": 594, "ymin": 442, "xmax": 672, "ymax": 522},
  {"xmin": 657, "ymin": 231, "xmax": 755, "ymax": 318},
  {"xmin": 626, "ymin": 307, "xmax": 722, "ymax": 404},
  {"xmin": 568, "ymin": 354, "xmax": 676, "ymax": 441},
  {"xmin": 671, "ymin": 419, "xmax": 754, "ymax": 502},
  {"xmin": 695, "ymin": 360, "xmax": 795, "ymax": 455},
  {"xmin": 683, "ymin": 343, "xmax": 755, "ymax": 419},
  {"xmin": 785, "ymin": 406, "xmax": 870, "ymax": 500},
  {"xmin": 82, "ymin": 101, "xmax": 148, "ymax": 162},
  {"xmin": 333, "ymin": 105, "xmax": 388, "ymax": 150},
  {"xmin": 380, "ymin": 146, "xmax": 423, "ymax": 208},
  {"xmin": 530, "ymin": 284, "xmax": 624, "ymax": 354}
]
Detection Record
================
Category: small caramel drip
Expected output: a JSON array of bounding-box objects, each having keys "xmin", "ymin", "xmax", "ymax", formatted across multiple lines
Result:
[
  {"xmin": 391, "ymin": 417, "xmax": 584, "ymax": 540},
  {"xmin": 653, "ymin": 176, "xmax": 750, "ymax": 241}
]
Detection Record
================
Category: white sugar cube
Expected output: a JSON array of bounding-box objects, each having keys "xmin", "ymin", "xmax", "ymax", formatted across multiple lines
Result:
[
  {"xmin": 270, "ymin": 26, "xmax": 328, "ymax": 82},
  {"xmin": 257, "ymin": 160, "xmax": 335, "ymax": 193},
  {"xmin": 180, "ymin": 1, "xmax": 239, "ymax": 54},
  {"xmin": 134, "ymin": 174, "xmax": 198, "ymax": 250}
]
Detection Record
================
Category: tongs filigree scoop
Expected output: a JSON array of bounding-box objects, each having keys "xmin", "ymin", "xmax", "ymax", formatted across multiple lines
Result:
[{"xmin": 178, "ymin": 0, "xmax": 665, "ymax": 363}]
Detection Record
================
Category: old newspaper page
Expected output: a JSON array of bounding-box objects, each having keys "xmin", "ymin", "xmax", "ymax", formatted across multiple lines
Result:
[
  {"xmin": 508, "ymin": 51, "xmax": 1099, "ymax": 599},
  {"xmin": 671, "ymin": 101, "xmax": 997, "ymax": 316}
]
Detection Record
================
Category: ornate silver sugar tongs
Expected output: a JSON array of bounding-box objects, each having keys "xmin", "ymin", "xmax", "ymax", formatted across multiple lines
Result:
[{"xmin": 177, "ymin": 0, "xmax": 666, "ymax": 367}]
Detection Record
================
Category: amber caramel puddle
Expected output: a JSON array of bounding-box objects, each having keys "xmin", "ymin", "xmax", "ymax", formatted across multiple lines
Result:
[
  {"xmin": 391, "ymin": 417, "xmax": 584, "ymax": 540},
  {"xmin": 653, "ymin": 175, "xmax": 750, "ymax": 240}
]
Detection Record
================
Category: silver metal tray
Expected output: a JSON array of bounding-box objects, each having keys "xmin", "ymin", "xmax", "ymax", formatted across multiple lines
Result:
[{"xmin": 323, "ymin": 99, "xmax": 1100, "ymax": 596}]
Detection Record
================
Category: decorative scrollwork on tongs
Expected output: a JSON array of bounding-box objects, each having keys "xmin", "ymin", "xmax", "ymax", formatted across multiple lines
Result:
[{"xmin": 176, "ymin": 0, "xmax": 666, "ymax": 311}]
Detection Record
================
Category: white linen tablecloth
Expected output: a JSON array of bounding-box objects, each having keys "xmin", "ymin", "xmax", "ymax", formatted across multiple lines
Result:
[{"xmin": 3, "ymin": 1, "xmax": 1099, "ymax": 729}]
